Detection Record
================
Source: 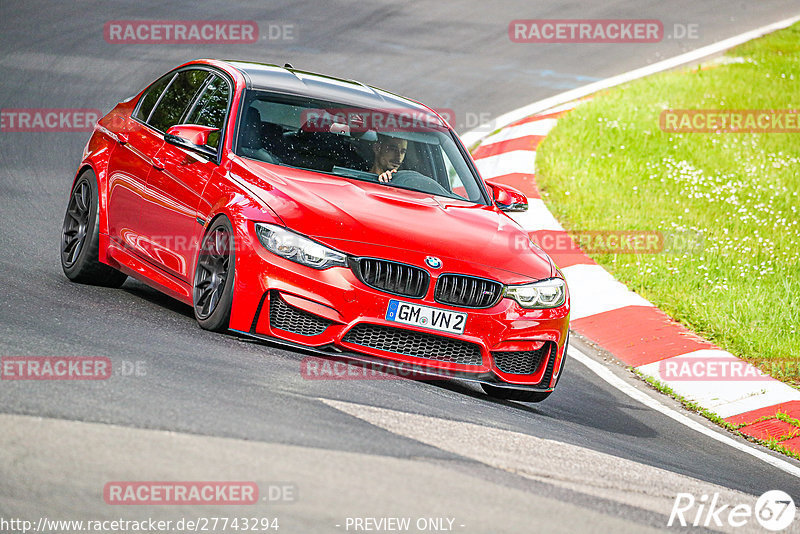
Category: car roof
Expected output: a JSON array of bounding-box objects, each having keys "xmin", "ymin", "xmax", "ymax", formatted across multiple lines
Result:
[{"xmin": 223, "ymin": 60, "xmax": 439, "ymax": 119}]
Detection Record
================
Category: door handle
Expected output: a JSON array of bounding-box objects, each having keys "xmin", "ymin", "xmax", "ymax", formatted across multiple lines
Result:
[
  {"xmin": 116, "ymin": 132, "xmax": 129, "ymax": 145},
  {"xmin": 152, "ymin": 157, "xmax": 165, "ymax": 171}
]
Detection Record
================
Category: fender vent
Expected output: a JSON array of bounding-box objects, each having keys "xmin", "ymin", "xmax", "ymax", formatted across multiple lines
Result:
[{"xmin": 492, "ymin": 342, "xmax": 554, "ymax": 375}]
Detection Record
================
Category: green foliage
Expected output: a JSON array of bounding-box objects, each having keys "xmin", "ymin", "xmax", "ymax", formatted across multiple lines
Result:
[{"xmin": 536, "ymin": 23, "xmax": 800, "ymax": 380}]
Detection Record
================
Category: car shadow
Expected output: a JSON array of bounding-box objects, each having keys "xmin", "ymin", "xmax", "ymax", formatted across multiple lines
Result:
[
  {"xmin": 109, "ymin": 278, "xmax": 659, "ymax": 440},
  {"xmin": 419, "ymin": 378, "xmax": 550, "ymax": 414},
  {"xmin": 235, "ymin": 332, "xmax": 659, "ymax": 439},
  {"xmin": 120, "ymin": 278, "xmax": 195, "ymax": 319},
  {"xmin": 418, "ymin": 369, "xmax": 660, "ymax": 439}
]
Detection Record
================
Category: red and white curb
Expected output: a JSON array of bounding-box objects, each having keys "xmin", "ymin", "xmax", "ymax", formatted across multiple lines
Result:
[{"xmin": 470, "ymin": 102, "xmax": 800, "ymax": 454}]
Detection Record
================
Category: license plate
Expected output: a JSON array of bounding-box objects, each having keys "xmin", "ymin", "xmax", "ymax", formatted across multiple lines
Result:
[{"xmin": 385, "ymin": 299, "xmax": 467, "ymax": 335}]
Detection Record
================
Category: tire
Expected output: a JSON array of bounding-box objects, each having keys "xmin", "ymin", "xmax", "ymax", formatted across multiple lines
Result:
[
  {"xmin": 193, "ymin": 216, "xmax": 235, "ymax": 332},
  {"xmin": 60, "ymin": 170, "xmax": 128, "ymax": 287},
  {"xmin": 481, "ymin": 384, "xmax": 552, "ymax": 403}
]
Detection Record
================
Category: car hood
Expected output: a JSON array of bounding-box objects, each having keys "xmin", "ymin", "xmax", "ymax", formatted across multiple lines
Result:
[{"xmin": 234, "ymin": 159, "xmax": 554, "ymax": 282}]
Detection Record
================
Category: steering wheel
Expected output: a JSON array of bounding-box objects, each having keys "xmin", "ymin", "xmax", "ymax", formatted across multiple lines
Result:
[{"xmin": 389, "ymin": 170, "xmax": 450, "ymax": 196}]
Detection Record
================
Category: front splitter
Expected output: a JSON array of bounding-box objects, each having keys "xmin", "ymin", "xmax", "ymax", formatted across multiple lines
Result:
[{"xmin": 229, "ymin": 328, "xmax": 555, "ymax": 392}]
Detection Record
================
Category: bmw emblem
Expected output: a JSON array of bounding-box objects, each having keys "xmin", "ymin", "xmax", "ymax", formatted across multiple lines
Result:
[{"xmin": 425, "ymin": 256, "xmax": 442, "ymax": 269}]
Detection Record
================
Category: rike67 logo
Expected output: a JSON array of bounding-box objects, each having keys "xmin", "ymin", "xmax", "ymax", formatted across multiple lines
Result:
[{"xmin": 669, "ymin": 490, "xmax": 796, "ymax": 531}]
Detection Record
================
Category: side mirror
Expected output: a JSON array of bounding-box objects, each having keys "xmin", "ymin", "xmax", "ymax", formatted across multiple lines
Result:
[
  {"xmin": 487, "ymin": 182, "xmax": 528, "ymax": 212},
  {"xmin": 164, "ymin": 124, "xmax": 219, "ymax": 159}
]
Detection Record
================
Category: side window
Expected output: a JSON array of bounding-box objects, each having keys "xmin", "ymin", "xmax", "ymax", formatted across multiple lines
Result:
[
  {"xmin": 185, "ymin": 75, "xmax": 230, "ymax": 149},
  {"xmin": 147, "ymin": 69, "xmax": 210, "ymax": 133},
  {"xmin": 442, "ymin": 150, "xmax": 466, "ymax": 198},
  {"xmin": 134, "ymin": 73, "xmax": 174, "ymax": 122}
]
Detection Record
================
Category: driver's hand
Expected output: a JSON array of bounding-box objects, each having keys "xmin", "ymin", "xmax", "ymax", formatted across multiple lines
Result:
[{"xmin": 378, "ymin": 169, "xmax": 396, "ymax": 183}]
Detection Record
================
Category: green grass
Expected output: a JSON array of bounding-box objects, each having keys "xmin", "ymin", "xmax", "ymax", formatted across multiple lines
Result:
[{"xmin": 536, "ymin": 23, "xmax": 800, "ymax": 383}]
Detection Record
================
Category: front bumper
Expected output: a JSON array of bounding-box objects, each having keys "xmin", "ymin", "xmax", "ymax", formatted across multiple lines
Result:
[{"xmin": 229, "ymin": 222, "xmax": 570, "ymax": 389}]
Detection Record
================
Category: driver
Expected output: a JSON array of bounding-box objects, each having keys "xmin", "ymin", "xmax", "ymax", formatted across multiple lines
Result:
[{"xmin": 369, "ymin": 135, "xmax": 407, "ymax": 183}]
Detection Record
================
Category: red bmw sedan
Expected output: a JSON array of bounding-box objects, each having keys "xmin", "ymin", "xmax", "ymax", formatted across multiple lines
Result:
[{"xmin": 60, "ymin": 59, "xmax": 570, "ymax": 401}]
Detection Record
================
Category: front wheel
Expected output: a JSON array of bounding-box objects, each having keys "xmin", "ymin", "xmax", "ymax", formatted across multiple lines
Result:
[
  {"xmin": 60, "ymin": 170, "xmax": 127, "ymax": 287},
  {"xmin": 193, "ymin": 216, "xmax": 235, "ymax": 332}
]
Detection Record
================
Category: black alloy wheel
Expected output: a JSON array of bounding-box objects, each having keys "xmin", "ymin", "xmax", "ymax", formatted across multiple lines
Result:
[
  {"xmin": 60, "ymin": 170, "xmax": 127, "ymax": 287},
  {"xmin": 193, "ymin": 217, "xmax": 235, "ymax": 331},
  {"xmin": 61, "ymin": 179, "xmax": 91, "ymax": 268}
]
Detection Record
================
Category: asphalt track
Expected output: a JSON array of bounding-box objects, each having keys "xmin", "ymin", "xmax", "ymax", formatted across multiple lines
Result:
[{"xmin": 2, "ymin": 1, "xmax": 800, "ymax": 532}]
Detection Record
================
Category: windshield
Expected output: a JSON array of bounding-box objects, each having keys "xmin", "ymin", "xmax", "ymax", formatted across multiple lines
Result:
[{"xmin": 235, "ymin": 90, "xmax": 488, "ymax": 204}]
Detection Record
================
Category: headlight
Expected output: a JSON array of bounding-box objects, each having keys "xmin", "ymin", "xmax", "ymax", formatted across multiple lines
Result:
[
  {"xmin": 254, "ymin": 223, "xmax": 347, "ymax": 269},
  {"xmin": 505, "ymin": 278, "xmax": 566, "ymax": 309}
]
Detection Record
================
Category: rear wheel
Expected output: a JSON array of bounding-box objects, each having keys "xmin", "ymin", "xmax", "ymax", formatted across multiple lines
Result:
[
  {"xmin": 60, "ymin": 170, "xmax": 127, "ymax": 287},
  {"xmin": 193, "ymin": 216, "xmax": 235, "ymax": 332}
]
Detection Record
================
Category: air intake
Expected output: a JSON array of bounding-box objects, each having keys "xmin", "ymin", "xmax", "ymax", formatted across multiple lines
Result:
[{"xmin": 435, "ymin": 274, "xmax": 503, "ymax": 308}]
